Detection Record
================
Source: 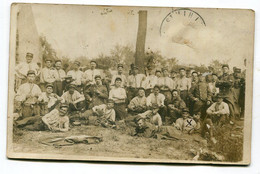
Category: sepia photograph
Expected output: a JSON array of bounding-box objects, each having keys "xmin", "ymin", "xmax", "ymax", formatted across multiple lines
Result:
[{"xmin": 7, "ymin": 3, "xmax": 254, "ymax": 164}]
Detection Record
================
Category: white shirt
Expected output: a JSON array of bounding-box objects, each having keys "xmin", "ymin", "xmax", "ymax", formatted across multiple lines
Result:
[
  {"xmin": 157, "ymin": 76, "xmax": 174, "ymax": 90},
  {"xmin": 177, "ymin": 77, "xmax": 191, "ymax": 91},
  {"xmin": 84, "ymin": 69, "xmax": 101, "ymax": 84},
  {"xmin": 206, "ymin": 101, "xmax": 230, "ymax": 115},
  {"xmin": 67, "ymin": 70, "xmax": 84, "ymax": 86},
  {"xmin": 141, "ymin": 75, "xmax": 158, "ymax": 89},
  {"xmin": 15, "ymin": 62, "xmax": 40, "ymax": 79},
  {"xmin": 15, "ymin": 83, "xmax": 42, "ymax": 102},
  {"xmin": 146, "ymin": 93, "xmax": 165, "ymax": 107},
  {"xmin": 61, "ymin": 90, "xmax": 85, "ymax": 104},
  {"xmin": 53, "ymin": 69, "xmax": 66, "ymax": 81},
  {"xmin": 41, "ymin": 67, "xmax": 56, "ymax": 83},
  {"xmin": 127, "ymin": 74, "xmax": 146, "ymax": 88},
  {"xmin": 38, "ymin": 92, "xmax": 59, "ymax": 108},
  {"xmin": 92, "ymin": 104, "xmax": 116, "ymax": 122},
  {"xmin": 109, "ymin": 87, "xmax": 127, "ymax": 103}
]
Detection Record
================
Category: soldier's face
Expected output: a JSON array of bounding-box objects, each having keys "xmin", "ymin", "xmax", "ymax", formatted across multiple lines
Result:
[
  {"xmin": 171, "ymin": 72, "xmax": 176, "ymax": 78},
  {"xmin": 69, "ymin": 88, "xmax": 75, "ymax": 94},
  {"xmin": 182, "ymin": 112, "xmax": 189, "ymax": 119},
  {"xmin": 46, "ymin": 87, "xmax": 53, "ymax": 94},
  {"xmin": 46, "ymin": 61, "xmax": 52, "ymax": 68},
  {"xmin": 137, "ymin": 119, "xmax": 144, "ymax": 128},
  {"xmin": 222, "ymin": 67, "xmax": 229, "ymax": 74},
  {"xmin": 26, "ymin": 56, "xmax": 33, "ymax": 63},
  {"xmin": 153, "ymin": 88, "xmax": 160, "ymax": 95},
  {"xmin": 107, "ymin": 103, "xmax": 114, "ymax": 109},
  {"xmin": 192, "ymin": 73, "xmax": 198, "ymax": 78},
  {"xmin": 163, "ymin": 70, "xmax": 169, "ymax": 76},
  {"xmin": 199, "ymin": 76, "xmax": 205, "ymax": 82},
  {"xmin": 180, "ymin": 70, "xmax": 186, "ymax": 76},
  {"xmin": 118, "ymin": 67, "xmax": 123, "ymax": 73},
  {"xmin": 95, "ymin": 78, "xmax": 102, "ymax": 85},
  {"xmin": 138, "ymin": 89, "xmax": 145, "ymax": 97},
  {"xmin": 115, "ymin": 80, "xmax": 122, "ymax": 87},
  {"xmin": 27, "ymin": 74, "xmax": 35, "ymax": 82},
  {"xmin": 172, "ymin": 91, "xmax": 178, "ymax": 100},
  {"xmin": 217, "ymin": 97, "xmax": 223, "ymax": 104},
  {"xmin": 74, "ymin": 64, "xmax": 79, "ymax": 70},
  {"xmin": 213, "ymin": 75, "xmax": 218, "ymax": 81},
  {"xmin": 155, "ymin": 72, "xmax": 161, "ymax": 77},
  {"xmin": 59, "ymin": 107, "xmax": 68, "ymax": 116},
  {"xmin": 133, "ymin": 69, "xmax": 138, "ymax": 74},
  {"xmin": 90, "ymin": 62, "xmax": 96, "ymax": 69},
  {"xmin": 55, "ymin": 62, "xmax": 62, "ymax": 70}
]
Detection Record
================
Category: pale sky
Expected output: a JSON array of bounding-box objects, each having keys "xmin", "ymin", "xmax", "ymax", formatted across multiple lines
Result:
[{"xmin": 31, "ymin": 4, "xmax": 254, "ymax": 68}]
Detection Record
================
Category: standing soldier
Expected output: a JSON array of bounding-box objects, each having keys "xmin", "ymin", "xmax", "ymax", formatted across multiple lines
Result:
[
  {"xmin": 15, "ymin": 52, "xmax": 40, "ymax": 91},
  {"xmin": 53, "ymin": 60, "xmax": 66, "ymax": 96},
  {"xmin": 127, "ymin": 66, "xmax": 146, "ymax": 102},
  {"xmin": 141, "ymin": 65, "xmax": 158, "ymax": 96},
  {"xmin": 109, "ymin": 77, "xmax": 127, "ymax": 120},
  {"xmin": 157, "ymin": 68, "xmax": 174, "ymax": 105},
  {"xmin": 189, "ymin": 74, "xmax": 212, "ymax": 119},
  {"xmin": 40, "ymin": 59, "xmax": 56, "ymax": 91},
  {"xmin": 232, "ymin": 68, "xmax": 243, "ymax": 119},
  {"xmin": 15, "ymin": 70, "xmax": 42, "ymax": 119},
  {"xmin": 67, "ymin": 61, "xmax": 84, "ymax": 93},
  {"xmin": 176, "ymin": 68, "xmax": 191, "ymax": 106},
  {"xmin": 170, "ymin": 70, "xmax": 178, "ymax": 90},
  {"xmin": 84, "ymin": 60, "xmax": 101, "ymax": 85},
  {"xmin": 216, "ymin": 64, "xmax": 236, "ymax": 124},
  {"xmin": 208, "ymin": 73, "xmax": 219, "ymax": 102},
  {"xmin": 110, "ymin": 63, "xmax": 127, "ymax": 88}
]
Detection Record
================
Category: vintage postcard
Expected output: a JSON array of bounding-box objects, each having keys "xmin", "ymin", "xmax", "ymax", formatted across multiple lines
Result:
[{"xmin": 7, "ymin": 3, "xmax": 254, "ymax": 165}]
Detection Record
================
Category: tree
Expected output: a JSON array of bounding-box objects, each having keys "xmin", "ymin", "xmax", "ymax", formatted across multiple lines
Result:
[{"xmin": 40, "ymin": 36, "xmax": 58, "ymax": 65}]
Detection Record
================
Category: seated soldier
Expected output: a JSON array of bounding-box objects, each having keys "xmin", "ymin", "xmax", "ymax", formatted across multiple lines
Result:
[
  {"xmin": 167, "ymin": 89, "xmax": 186, "ymax": 124},
  {"xmin": 205, "ymin": 93, "xmax": 230, "ymax": 127},
  {"xmin": 146, "ymin": 85, "xmax": 167, "ymax": 123},
  {"xmin": 84, "ymin": 75, "xmax": 108, "ymax": 109},
  {"xmin": 128, "ymin": 87, "xmax": 147, "ymax": 115},
  {"xmin": 82, "ymin": 99, "xmax": 116, "ymax": 128},
  {"xmin": 109, "ymin": 77, "xmax": 127, "ymax": 120},
  {"xmin": 15, "ymin": 103, "xmax": 70, "ymax": 132},
  {"xmin": 137, "ymin": 103, "xmax": 162, "ymax": 127},
  {"xmin": 61, "ymin": 84, "xmax": 85, "ymax": 113},
  {"xmin": 173, "ymin": 108, "xmax": 198, "ymax": 134},
  {"xmin": 62, "ymin": 75, "xmax": 74, "ymax": 93},
  {"xmin": 38, "ymin": 83, "xmax": 62, "ymax": 115},
  {"xmin": 14, "ymin": 70, "xmax": 42, "ymax": 119}
]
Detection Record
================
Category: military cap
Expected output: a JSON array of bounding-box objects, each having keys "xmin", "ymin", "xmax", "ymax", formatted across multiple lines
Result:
[
  {"xmin": 138, "ymin": 87, "xmax": 145, "ymax": 91},
  {"xmin": 94, "ymin": 75, "xmax": 102, "ymax": 80},
  {"xmin": 171, "ymin": 69, "xmax": 177, "ymax": 73},
  {"xmin": 27, "ymin": 70, "xmax": 36, "ymax": 76},
  {"xmin": 216, "ymin": 93, "xmax": 224, "ymax": 98},
  {"xmin": 162, "ymin": 67, "xmax": 168, "ymax": 72},
  {"xmin": 26, "ymin": 52, "xmax": 34, "ymax": 57},
  {"xmin": 45, "ymin": 83, "xmax": 54, "ymax": 88},
  {"xmin": 65, "ymin": 75, "xmax": 73, "ymax": 79},
  {"xmin": 147, "ymin": 65, "xmax": 153, "ymax": 70},
  {"xmin": 132, "ymin": 65, "xmax": 139, "ymax": 70},
  {"xmin": 155, "ymin": 69, "xmax": 161, "ymax": 73},
  {"xmin": 212, "ymin": 73, "xmax": 218, "ymax": 76},
  {"xmin": 117, "ymin": 63, "xmax": 124, "ymax": 68},
  {"xmin": 115, "ymin": 77, "xmax": 122, "ymax": 82},
  {"xmin": 171, "ymin": 89, "xmax": 178, "ymax": 93},
  {"xmin": 68, "ymin": 84, "xmax": 76, "ymax": 89},
  {"xmin": 192, "ymin": 71, "xmax": 198, "ymax": 75},
  {"xmin": 107, "ymin": 99, "xmax": 115, "ymax": 104},
  {"xmin": 222, "ymin": 64, "xmax": 229, "ymax": 69},
  {"xmin": 234, "ymin": 68, "xmax": 241, "ymax": 73},
  {"xmin": 179, "ymin": 67, "xmax": 186, "ymax": 71},
  {"xmin": 134, "ymin": 115, "xmax": 144, "ymax": 123},
  {"xmin": 151, "ymin": 103, "xmax": 159, "ymax": 109},
  {"xmin": 153, "ymin": 85, "xmax": 161, "ymax": 90},
  {"xmin": 90, "ymin": 60, "xmax": 97, "ymax": 64},
  {"xmin": 60, "ymin": 102, "xmax": 69, "ymax": 109},
  {"xmin": 182, "ymin": 108, "xmax": 190, "ymax": 114},
  {"xmin": 45, "ymin": 58, "xmax": 52, "ymax": 62},
  {"xmin": 74, "ymin": 61, "xmax": 81, "ymax": 66},
  {"xmin": 55, "ymin": 59, "xmax": 62, "ymax": 63}
]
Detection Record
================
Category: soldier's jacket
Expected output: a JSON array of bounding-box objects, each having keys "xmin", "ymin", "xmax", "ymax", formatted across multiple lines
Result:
[
  {"xmin": 84, "ymin": 84, "xmax": 108, "ymax": 108},
  {"xmin": 216, "ymin": 73, "xmax": 235, "ymax": 98},
  {"xmin": 168, "ymin": 96, "xmax": 186, "ymax": 114},
  {"xmin": 134, "ymin": 122, "xmax": 157, "ymax": 138},
  {"xmin": 189, "ymin": 82, "xmax": 212, "ymax": 102}
]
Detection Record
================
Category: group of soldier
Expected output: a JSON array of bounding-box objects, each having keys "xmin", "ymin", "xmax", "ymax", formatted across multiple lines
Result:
[{"xmin": 14, "ymin": 52, "xmax": 246, "ymax": 143}]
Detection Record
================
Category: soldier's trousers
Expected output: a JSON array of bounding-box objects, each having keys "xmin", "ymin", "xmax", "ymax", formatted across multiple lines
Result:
[{"xmin": 114, "ymin": 102, "xmax": 127, "ymax": 120}]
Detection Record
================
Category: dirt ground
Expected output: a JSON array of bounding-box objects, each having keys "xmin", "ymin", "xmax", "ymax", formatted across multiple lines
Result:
[{"xmin": 12, "ymin": 120, "xmax": 244, "ymax": 162}]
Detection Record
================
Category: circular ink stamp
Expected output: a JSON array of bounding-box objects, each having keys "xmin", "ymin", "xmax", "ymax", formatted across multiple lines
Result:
[{"xmin": 160, "ymin": 8, "xmax": 206, "ymax": 36}]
